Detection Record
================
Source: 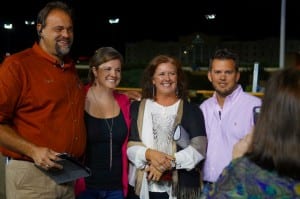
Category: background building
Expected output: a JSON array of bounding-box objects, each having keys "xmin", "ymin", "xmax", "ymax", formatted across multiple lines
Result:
[{"xmin": 125, "ymin": 33, "xmax": 300, "ymax": 69}]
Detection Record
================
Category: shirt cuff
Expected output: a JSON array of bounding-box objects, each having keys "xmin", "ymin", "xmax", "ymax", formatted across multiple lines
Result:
[{"xmin": 174, "ymin": 145, "xmax": 203, "ymax": 170}]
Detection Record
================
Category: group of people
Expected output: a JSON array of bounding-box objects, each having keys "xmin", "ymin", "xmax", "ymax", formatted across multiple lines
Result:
[{"xmin": 0, "ymin": 1, "xmax": 299, "ymax": 199}]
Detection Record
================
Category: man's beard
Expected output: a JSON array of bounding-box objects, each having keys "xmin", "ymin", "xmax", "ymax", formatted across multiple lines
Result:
[
  {"xmin": 216, "ymin": 89, "xmax": 232, "ymax": 98},
  {"xmin": 55, "ymin": 40, "xmax": 72, "ymax": 57},
  {"xmin": 215, "ymin": 84, "xmax": 238, "ymax": 98}
]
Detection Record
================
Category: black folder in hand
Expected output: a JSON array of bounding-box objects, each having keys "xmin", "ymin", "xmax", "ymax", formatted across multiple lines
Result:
[{"xmin": 37, "ymin": 153, "xmax": 91, "ymax": 184}]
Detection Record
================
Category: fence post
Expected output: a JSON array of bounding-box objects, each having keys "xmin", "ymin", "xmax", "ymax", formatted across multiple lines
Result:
[{"xmin": 252, "ymin": 62, "xmax": 259, "ymax": 92}]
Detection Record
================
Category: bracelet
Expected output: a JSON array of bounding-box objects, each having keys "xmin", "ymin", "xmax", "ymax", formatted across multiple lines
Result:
[{"xmin": 171, "ymin": 159, "xmax": 176, "ymax": 168}]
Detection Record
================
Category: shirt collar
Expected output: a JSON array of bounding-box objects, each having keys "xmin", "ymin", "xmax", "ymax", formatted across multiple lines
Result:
[
  {"xmin": 212, "ymin": 84, "xmax": 243, "ymax": 105},
  {"xmin": 32, "ymin": 42, "xmax": 74, "ymax": 69}
]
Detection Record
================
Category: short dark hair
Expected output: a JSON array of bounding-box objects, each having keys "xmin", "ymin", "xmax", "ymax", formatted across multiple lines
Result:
[
  {"xmin": 209, "ymin": 48, "xmax": 239, "ymax": 71},
  {"xmin": 249, "ymin": 67, "xmax": 300, "ymax": 180},
  {"xmin": 36, "ymin": 1, "xmax": 73, "ymax": 36}
]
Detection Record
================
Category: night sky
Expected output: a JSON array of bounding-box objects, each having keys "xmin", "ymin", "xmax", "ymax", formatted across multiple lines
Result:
[{"xmin": 0, "ymin": 0, "xmax": 299, "ymax": 57}]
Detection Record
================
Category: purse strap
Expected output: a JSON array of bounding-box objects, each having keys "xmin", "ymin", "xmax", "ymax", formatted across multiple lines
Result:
[
  {"xmin": 137, "ymin": 99, "xmax": 146, "ymax": 137},
  {"xmin": 174, "ymin": 100, "xmax": 183, "ymax": 126}
]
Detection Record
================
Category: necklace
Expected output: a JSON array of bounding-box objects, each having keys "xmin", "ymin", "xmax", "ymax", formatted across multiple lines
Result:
[{"xmin": 91, "ymin": 87, "xmax": 114, "ymax": 170}]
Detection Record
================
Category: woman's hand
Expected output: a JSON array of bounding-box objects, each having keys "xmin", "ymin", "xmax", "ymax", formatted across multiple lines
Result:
[
  {"xmin": 145, "ymin": 148, "xmax": 174, "ymax": 172},
  {"xmin": 145, "ymin": 164, "xmax": 163, "ymax": 181},
  {"xmin": 233, "ymin": 130, "xmax": 254, "ymax": 159}
]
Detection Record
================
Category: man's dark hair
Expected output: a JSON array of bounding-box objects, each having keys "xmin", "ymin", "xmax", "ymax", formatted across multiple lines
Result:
[
  {"xmin": 36, "ymin": 1, "xmax": 73, "ymax": 37},
  {"xmin": 209, "ymin": 48, "xmax": 239, "ymax": 71}
]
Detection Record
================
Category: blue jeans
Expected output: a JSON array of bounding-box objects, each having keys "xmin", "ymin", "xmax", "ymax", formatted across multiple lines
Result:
[{"xmin": 76, "ymin": 189, "xmax": 123, "ymax": 199}]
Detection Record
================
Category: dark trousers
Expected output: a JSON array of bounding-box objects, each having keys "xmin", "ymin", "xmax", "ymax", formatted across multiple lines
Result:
[
  {"xmin": 126, "ymin": 185, "xmax": 139, "ymax": 199},
  {"xmin": 149, "ymin": 192, "xmax": 169, "ymax": 199},
  {"xmin": 126, "ymin": 185, "xmax": 169, "ymax": 199}
]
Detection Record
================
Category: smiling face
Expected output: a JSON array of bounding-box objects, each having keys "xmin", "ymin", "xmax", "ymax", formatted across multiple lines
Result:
[
  {"xmin": 152, "ymin": 62, "xmax": 177, "ymax": 97},
  {"xmin": 208, "ymin": 59, "xmax": 240, "ymax": 98},
  {"xmin": 93, "ymin": 59, "xmax": 121, "ymax": 89},
  {"xmin": 37, "ymin": 9, "xmax": 74, "ymax": 59}
]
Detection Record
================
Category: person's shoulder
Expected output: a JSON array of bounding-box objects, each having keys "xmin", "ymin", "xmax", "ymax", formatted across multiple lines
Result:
[
  {"xmin": 131, "ymin": 99, "xmax": 143, "ymax": 107},
  {"xmin": 201, "ymin": 96, "xmax": 214, "ymax": 103},
  {"xmin": 183, "ymin": 99, "xmax": 199, "ymax": 108},
  {"xmin": 1, "ymin": 48, "xmax": 33, "ymax": 71},
  {"xmin": 199, "ymin": 96, "xmax": 214, "ymax": 108},
  {"xmin": 3, "ymin": 48, "xmax": 31, "ymax": 63},
  {"xmin": 114, "ymin": 92, "xmax": 132, "ymax": 109},
  {"xmin": 241, "ymin": 91, "xmax": 262, "ymax": 104},
  {"xmin": 182, "ymin": 100, "xmax": 203, "ymax": 115},
  {"xmin": 114, "ymin": 91, "xmax": 129, "ymax": 101},
  {"xmin": 129, "ymin": 99, "xmax": 142, "ymax": 114},
  {"xmin": 83, "ymin": 84, "xmax": 91, "ymax": 94},
  {"xmin": 226, "ymin": 157, "xmax": 253, "ymax": 174},
  {"xmin": 232, "ymin": 156, "xmax": 250, "ymax": 165}
]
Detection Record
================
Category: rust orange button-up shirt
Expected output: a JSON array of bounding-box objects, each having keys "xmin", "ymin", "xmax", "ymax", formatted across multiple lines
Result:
[{"xmin": 0, "ymin": 43, "xmax": 86, "ymax": 160}]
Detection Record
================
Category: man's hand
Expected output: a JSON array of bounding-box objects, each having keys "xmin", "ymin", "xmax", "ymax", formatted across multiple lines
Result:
[
  {"xmin": 31, "ymin": 147, "xmax": 63, "ymax": 170},
  {"xmin": 121, "ymin": 90, "xmax": 141, "ymax": 101}
]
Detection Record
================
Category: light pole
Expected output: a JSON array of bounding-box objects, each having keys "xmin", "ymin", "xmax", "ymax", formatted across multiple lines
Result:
[
  {"xmin": 3, "ymin": 23, "xmax": 13, "ymax": 54},
  {"xmin": 108, "ymin": 18, "xmax": 120, "ymax": 48},
  {"xmin": 279, "ymin": 0, "xmax": 286, "ymax": 69}
]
